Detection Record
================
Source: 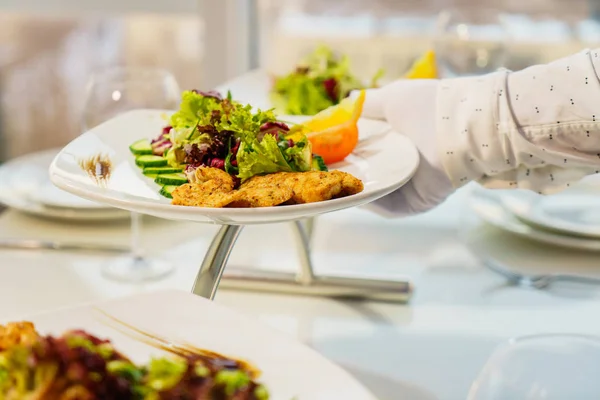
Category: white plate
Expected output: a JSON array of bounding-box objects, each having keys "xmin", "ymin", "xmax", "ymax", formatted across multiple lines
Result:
[
  {"xmin": 20, "ymin": 290, "xmax": 376, "ymax": 400},
  {"xmin": 0, "ymin": 149, "xmax": 129, "ymax": 221},
  {"xmin": 49, "ymin": 109, "xmax": 419, "ymax": 225},
  {"xmin": 468, "ymin": 187, "xmax": 600, "ymax": 251},
  {"xmin": 32, "ymin": 181, "xmax": 106, "ymax": 209},
  {"xmin": 501, "ymin": 190, "xmax": 600, "ymax": 239}
]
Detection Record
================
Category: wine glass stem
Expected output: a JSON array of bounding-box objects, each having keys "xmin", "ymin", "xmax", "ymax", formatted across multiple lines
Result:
[{"xmin": 130, "ymin": 212, "xmax": 144, "ymax": 260}]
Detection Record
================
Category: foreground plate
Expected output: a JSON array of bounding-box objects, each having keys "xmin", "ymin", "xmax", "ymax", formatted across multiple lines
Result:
[
  {"xmin": 21, "ymin": 290, "xmax": 376, "ymax": 400},
  {"xmin": 49, "ymin": 109, "xmax": 419, "ymax": 224},
  {"xmin": 0, "ymin": 148, "xmax": 129, "ymax": 221}
]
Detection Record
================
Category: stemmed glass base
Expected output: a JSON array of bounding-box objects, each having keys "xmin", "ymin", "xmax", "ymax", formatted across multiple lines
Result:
[
  {"xmin": 102, "ymin": 255, "xmax": 173, "ymax": 283},
  {"xmin": 102, "ymin": 211, "xmax": 174, "ymax": 283}
]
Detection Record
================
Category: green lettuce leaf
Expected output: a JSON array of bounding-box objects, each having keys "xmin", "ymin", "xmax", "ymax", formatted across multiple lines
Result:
[
  {"xmin": 237, "ymin": 134, "xmax": 293, "ymax": 181},
  {"xmin": 284, "ymin": 136, "xmax": 312, "ymax": 172},
  {"xmin": 216, "ymin": 104, "xmax": 277, "ymax": 143},
  {"xmin": 270, "ymin": 45, "xmax": 382, "ymax": 116},
  {"xmin": 271, "ymin": 74, "xmax": 334, "ymax": 116}
]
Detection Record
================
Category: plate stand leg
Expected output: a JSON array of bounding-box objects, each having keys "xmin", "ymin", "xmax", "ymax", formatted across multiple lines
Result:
[
  {"xmin": 191, "ymin": 224, "xmax": 243, "ymax": 300},
  {"xmin": 192, "ymin": 219, "xmax": 413, "ymax": 303}
]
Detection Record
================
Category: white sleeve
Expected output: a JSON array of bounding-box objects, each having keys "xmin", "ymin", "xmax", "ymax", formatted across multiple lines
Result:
[{"xmin": 436, "ymin": 49, "xmax": 600, "ymax": 194}]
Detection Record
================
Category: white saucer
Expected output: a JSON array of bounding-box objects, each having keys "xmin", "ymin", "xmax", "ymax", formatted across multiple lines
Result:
[
  {"xmin": 468, "ymin": 187, "xmax": 600, "ymax": 252},
  {"xmin": 501, "ymin": 189, "xmax": 600, "ymax": 239},
  {"xmin": 30, "ymin": 178, "xmax": 107, "ymax": 210},
  {"xmin": 0, "ymin": 148, "xmax": 129, "ymax": 221}
]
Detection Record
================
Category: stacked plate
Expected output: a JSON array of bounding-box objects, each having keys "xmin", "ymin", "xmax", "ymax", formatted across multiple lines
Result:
[
  {"xmin": 0, "ymin": 148, "xmax": 129, "ymax": 221},
  {"xmin": 468, "ymin": 182, "xmax": 600, "ymax": 251}
]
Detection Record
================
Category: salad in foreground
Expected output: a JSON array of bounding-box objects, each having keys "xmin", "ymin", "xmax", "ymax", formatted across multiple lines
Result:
[
  {"xmin": 0, "ymin": 321, "xmax": 267, "ymax": 399},
  {"xmin": 129, "ymin": 90, "xmax": 364, "ymax": 207},
  {"xmin": 270, "ymin": 45, "xmax": 384, "ymax": 116}
]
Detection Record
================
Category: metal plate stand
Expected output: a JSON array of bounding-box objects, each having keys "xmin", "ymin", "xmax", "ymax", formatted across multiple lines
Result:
[{"xmin": 191, "ymin": 219, "xmax": 413, "ymax": 303}]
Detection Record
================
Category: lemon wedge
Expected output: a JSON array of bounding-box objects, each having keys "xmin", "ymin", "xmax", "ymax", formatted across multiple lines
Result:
[{"xmin": 404, "ymin": 50, "xmax": 438, "ymax": 79}]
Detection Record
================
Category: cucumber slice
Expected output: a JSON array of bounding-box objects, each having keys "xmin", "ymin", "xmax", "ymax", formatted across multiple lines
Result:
[
  {"xmin": 145, "ymin": 174, "xmax": 158, "ymax": 179},
  {"xmin": 135, "ymin": 155, "xmax": 168, "ymax": 168},
  {"xmin": 129, "ymin": 139, "xmax": 153, "ymax": 155},
  {"xmin": 155, "ymin": 173, "xmax": 188, "ymax": 185},
  {"xmin": 311, "ymin": 155, "xmax": 328, "ymax": 172},
  {"xmin": 159, "ymin": 185, "xmax": 179, "ymax": 199},
  {"xmin": 143, "ymin": 167, "xmax": 182, "ymax": 176}
]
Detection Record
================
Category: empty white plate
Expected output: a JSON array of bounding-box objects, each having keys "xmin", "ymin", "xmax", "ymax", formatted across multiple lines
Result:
[
  {"xmin": 0, "ymin": 148, "xmax": 129, "ymax": 221},
  {"xmin": 501, "ymin": 189, "xmax": 600, "ymax": 239},
  {"xmin": 20, "ymin": 290, "xmax": 377, "ymax": 400},
  {"xmin": 468, "ymin": 187, "xmax": 600, "ymax": 252}
]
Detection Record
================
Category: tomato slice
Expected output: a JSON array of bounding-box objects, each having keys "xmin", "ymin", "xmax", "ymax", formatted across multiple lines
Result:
[
  {"xmin": 307, "ymin": 122, "xmax": 358, "ymax": 165},
  {"xmin": 303, "ymin": 90, "xmax": 365, "ymax": 164}
]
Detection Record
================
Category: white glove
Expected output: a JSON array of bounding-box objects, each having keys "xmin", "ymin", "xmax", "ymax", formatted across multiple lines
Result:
[
  {"xmin": 356, "ymin": 79, "xmax": 455, "ymax": 217},
  {"xmin": 358, "ymin": 49, "xmax": 600, "ymax": 218}
]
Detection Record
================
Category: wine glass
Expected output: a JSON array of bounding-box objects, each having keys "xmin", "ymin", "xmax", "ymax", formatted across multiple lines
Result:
[
  {"xmin": 434, "ymin": 8, "xmax": 510, "ymax": 78},
  {"xmin": 468, "ymin": 334, "xmax": 600, "ymax": 400},
  {"xmin": 82, "ymin": 67, "xmax": 180, "ymax": 282}
]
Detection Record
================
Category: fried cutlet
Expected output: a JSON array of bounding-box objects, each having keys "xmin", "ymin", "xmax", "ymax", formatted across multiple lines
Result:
[
  {"xmin": 191, "ymin": 166, "xmax": 235, "ymax": 191},
  {"xmin": 331, "ymin": 170, "xmax": 364, "ymax": 197},
  {"xmin": 229, "ymin": 180, "xmax": 293, "ymax": 208},
  {"xmin": 172, "ymin": 180, "xmax": 236, "ymax": 208},
  {"xmin": 278, "ymin": 171, "xmax": 344, "ymax": 204},
  {"xmin": 240, "ymin": 170, "xmax": 362, "ymax": 204},
  {"xmin": 171, "ymin": 168, "xmax": 364, "ymax": 208}
]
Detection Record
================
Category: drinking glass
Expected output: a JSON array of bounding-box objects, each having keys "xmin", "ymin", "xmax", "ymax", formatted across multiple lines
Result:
[
  {"xmin": 434, "ymin": 9, "xmax": 510, "ymax": 77},
  {"xmin": 468, "ymin": 334, "xmax": 600, "ymax": 400},
  {"xmin": 82, "ymin": 67, "xmax": 180, "ymax": 282}
]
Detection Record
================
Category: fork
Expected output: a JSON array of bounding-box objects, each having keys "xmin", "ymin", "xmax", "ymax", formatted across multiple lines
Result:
[
  {"xmin": 482, "ymin": 257, "xmax": 600, "ymax": 289},
  {"xmin": 0, "ymin": 238, "xmax": 128, "ymax": 254}
]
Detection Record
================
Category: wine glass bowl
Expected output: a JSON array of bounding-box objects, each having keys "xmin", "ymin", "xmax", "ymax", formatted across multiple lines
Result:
[
  {"xmin": 82, "ymin": 67, "xmax": 180, "ymax": 130},
  {"xmin": 434, "ymin": 9, "xmax": 510, "ymax": 77},
  {"xmin": 468, "ymin": 334, "xmax": 600, "ymax": 400},
  {"xmin": 82, "ymin": 66, "xmax": 180, "ymax": 283}
]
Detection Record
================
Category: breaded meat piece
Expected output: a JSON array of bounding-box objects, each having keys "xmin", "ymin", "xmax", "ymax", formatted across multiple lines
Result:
[
  {"xmin": 243, "ymin": 171, "xmax": 342, "ymax": 204},
  {"xmin": 240, "ymin": 171, "xmax": 364, "ymax": 205},
  {"xmin": 282, "ymin": 171, "xmax": 344, "ymax": 204},
  {"xmin": 229, "ymin": 181, "xmax": 293, "ymax": 208},
  {"xmin": 172, "ymin": 167, "xmax": 363, "ymax": 208},
  {"xmin": 0, "ymin": 321, "xmax": 39, "ymax": 350},
  {"xmin": 330, "ymin": 170, "xmax": 364, "ymax": 197},
  {"xmin": 190, "ymin": 166, "xmax": 235, "ymax": 191},
  {"xmin": 172, "ymin": 180, "xmax": 236, "ymax": 208}
]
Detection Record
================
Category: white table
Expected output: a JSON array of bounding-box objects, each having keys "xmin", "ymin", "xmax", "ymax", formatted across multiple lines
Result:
[{"xmin": 1, "ymin": 75, "xmax": 600, "ymax": 400}]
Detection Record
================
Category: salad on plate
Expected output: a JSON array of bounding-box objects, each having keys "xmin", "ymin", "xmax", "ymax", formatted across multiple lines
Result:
[
  {"xmin": 270, "ymin": 45, "xmax": 384, "ymax": 116},
  {"xmin": 129, "ymin": 90, "xmax": 364, "ymax": 208},
  {"xmin": 0, "ymin": 321, "xmax": 268, "ymax": 400},
  {"xmin": 270, "ymin": 45, "xmax": 439, "ymax": 117}
]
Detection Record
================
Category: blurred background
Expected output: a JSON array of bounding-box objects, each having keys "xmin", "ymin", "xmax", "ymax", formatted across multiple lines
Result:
[{"xmin": 0, "ymin": 0, "xmax": 599, "ymax": 161}]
